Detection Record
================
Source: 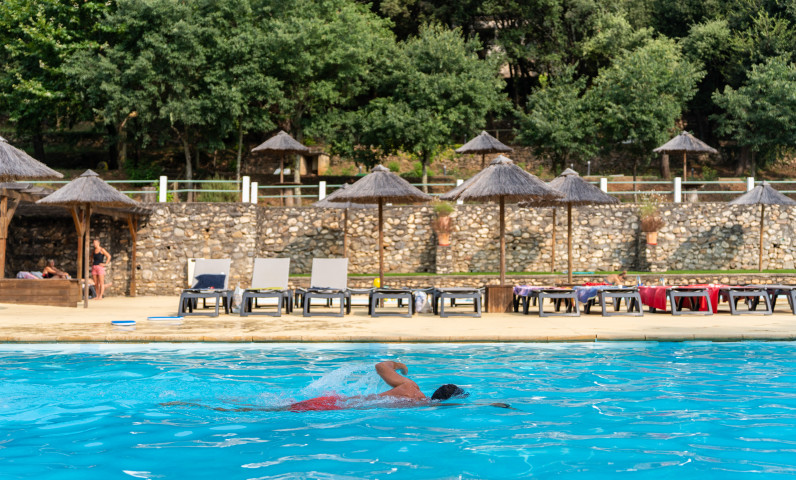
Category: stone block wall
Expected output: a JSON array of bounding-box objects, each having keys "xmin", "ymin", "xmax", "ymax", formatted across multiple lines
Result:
[{"xmin": 7, "ymin": 202, "xmax": 796, "ymax": 296}]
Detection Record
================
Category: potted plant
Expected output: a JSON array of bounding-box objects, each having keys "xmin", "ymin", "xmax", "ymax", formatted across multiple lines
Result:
[
  {"xmin": 431, "ymin": 201, "xmax": 455, "ymax": 246},
  {"xmin": 639, "ymin": 194, "xmax": 665, "ymax": 245}
]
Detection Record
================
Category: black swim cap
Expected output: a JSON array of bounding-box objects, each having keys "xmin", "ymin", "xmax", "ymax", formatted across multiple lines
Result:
[{"xmin": 431, "ymin": 384, "xmax": 468, "ymax": 401}]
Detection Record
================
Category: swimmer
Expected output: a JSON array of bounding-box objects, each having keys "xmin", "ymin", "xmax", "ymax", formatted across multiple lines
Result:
[{"xmin": 162, "ymin": 361, "xmax": 511, "ymax": 412}]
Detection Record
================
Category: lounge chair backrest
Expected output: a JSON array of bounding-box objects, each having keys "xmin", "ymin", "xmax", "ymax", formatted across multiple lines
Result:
[
  {"xmin": 310, "ymin": 258, "xmax": 348, "ymax": 290},
  {"xmin": 192, "ymin": 258, "xmax": 232, "ymax": 289},
  {"xmin": 251, "ymin": 258, "xmax": 290, "ymax": 289}
]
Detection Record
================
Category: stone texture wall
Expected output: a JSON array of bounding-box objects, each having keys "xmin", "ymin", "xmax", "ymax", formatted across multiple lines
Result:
[
  {"xmin": 7, "ymin": 202, "xmax": 796, "ymax": 296},
  {"xmin": 7, "ymin": 214, "xmax": 134, "ymax": 296}
]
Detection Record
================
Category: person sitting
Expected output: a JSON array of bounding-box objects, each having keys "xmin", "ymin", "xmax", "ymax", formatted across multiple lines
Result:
[
  {"xmin": 42, "ymin": 259, "xmax": 69, "ymax": 279},
  {"xmin": 605, "ymin": 270, "xmax": 627, "ymax": 285}
]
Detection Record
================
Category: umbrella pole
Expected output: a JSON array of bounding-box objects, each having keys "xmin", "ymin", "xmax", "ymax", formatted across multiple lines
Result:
[
  {"xmin": 83, "ymin": 204, "xmax": 91, "ymax": 308},
  {"xmin": 343, "ymin": 208, "xmax": 348, "ymax": 258},
  {"xmin": 567, "ymin": 203, "xmax": 573, "ymax": 284},
  {"xmin": 378, "ymin": 199, "xmax": 384, "ymax": 288},
  {"xmin": 759, "ymin": 204, "xmax": 765, "ymax": 272},
  {"xmin": 499, "ymin": 196, "xmax": 505, "ymax": 285},
  {"xmin": 551, "ymin": 208, "xmax": 556, "ymax": 273},
  {"xmin": 683, "ymin": 152, "xmax": 687, "ymax": 181}
]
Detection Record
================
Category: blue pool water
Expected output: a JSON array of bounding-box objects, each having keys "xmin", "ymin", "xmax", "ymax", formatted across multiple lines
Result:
[{"xmin": 1, "ymin": 342, "xmax": 796, "ymax": 479}]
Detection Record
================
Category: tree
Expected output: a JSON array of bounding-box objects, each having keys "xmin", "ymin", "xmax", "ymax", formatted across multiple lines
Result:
[
  {"xmin": 517, "ymin": 66, "xmax": 597, "ymax": 174},
  {"xmin": 588, "ymin": 37, "xmax": 703, "ymax": 179},
  {"xmin": 0, "ymin": 0, "xmax": 111, "ymax": 161},
  {"xmin": 263, "ymin": 0, "xmax": 394, "ymax": 200},
  {"xmin": 713, "ymin": 56, "xmax": 796, "ymax": 176},
  {"xmin": 350, "ymin": 24, "xmax": 508, "ymax": 190}
]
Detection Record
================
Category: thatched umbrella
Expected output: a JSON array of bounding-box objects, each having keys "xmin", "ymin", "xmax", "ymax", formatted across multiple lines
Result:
[
  {"xmin": 542, "ymin": 168, "xmax": 619, "ymax": 283},
  {"xmin": 37, "ymin": 170, "xmax": 138, "ymax": 307},
  {"xmin": 456, "ymin": 131, "xmax": 513, "ymax": 168},
  {"xmin": 329, "ymin": 165, "xmax": 431, "ymax": 287},
  {"xmin": 441, "ymin": 155, "xmax": 562, "ymax": 285},
  {"xmin": 653, "ymin": 131, "xmax": 718, "ymax": 181},
  {"xmin": 314, "ymin": 184, "xmax": 375, "ymax": 258},
  {"xmin": 251, "ymin": 130, "xmax": 310, "ymax": 184},
  {"xmin": 0, "ymin": 136, "xmax": 63, "ymax": 278},
  {"xmin": 729, "ymin": 181, "xmax": 796, "ymax": 271}
]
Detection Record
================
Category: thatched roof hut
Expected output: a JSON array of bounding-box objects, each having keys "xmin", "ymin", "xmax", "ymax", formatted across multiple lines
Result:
[
  {"xmin": 0, "ymin": 136, "xmax": 63, "ymax": 182},
  {"xmin": 251, "ymin": 130, "xmax": 310, "ymax": 186},
  {"xmin": 653, "ymin": 131, "xmax": 718, "ymax": 180},
  {"xmin": 37, "ymin": 170, "xmax": 138, "ymax": 307},
  {"xmin": 456, "ymin": 131, "xmax": 513, "ymax": 168},
  {"xmin": 329, "ymin": 165, "xmax": 431, "ymax": 286},
  {"xmin": 729, "ymin": 181, "xmax": 796, "ymax": 271},
  {"xmin": 539, "ymin": 168, "xmax": 619, "ymax": 282},
  {"xmin": 442, "ymin": 156, "xmax": 561, "ymax": 286}
]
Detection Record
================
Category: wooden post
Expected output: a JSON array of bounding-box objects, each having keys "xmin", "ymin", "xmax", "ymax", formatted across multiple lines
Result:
[
  {"xmin": 83, "ymin": 204, "xmax": 91, "ymax": 308},
  {"xmin": 127, "ymin": 215, "xmax": 138, "ymax": 296},
  {"xmin": 342, "ymin": 208, "xmax": 348, "ymax": 258},
  {"xmin": 550, "ymin": 208, "xmax": 556, "ymax": 273},
  {"xmin": 70, "ymin": 207, "xmax": 85, "ymax": 282},
  {"xmin": 378, "ymin": 199, "xmax": 384, "ymax": 289},
  {"xmin": 481, "ymin": 153, "xmax": 486, "ymax": 169},
  {"xmin": 499, "ymin": 196, "xmax": 505, "ymax": 285},
  {"xmin": 683, "ymin": 151, "xmax": 687, "ymax": 181},
  {"xmin": 759, "ymin": 204, "xmax": 765, "ymax": 272},
  {"xmin": 567, "ymin": 202, "xmax": 573, "ymax": 284},
  {"xmin": 0, "ymin": 195, "xmax": 20, "ymax": 279}
]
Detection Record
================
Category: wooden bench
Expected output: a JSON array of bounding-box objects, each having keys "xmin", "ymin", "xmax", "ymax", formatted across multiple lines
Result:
[{"xmin": 0, "ymin": 279, "xmax": 81, "ymax": 307}]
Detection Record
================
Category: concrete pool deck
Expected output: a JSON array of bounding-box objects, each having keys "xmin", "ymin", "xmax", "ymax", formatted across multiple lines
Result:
[{"xmin": 2, "ymin": 296, "xmax": 796, "ymax": 343}]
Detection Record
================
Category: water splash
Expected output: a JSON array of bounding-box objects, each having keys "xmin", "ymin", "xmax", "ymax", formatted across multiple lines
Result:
[{"xmin": 299, "ymin": 362, "xmax": 384, "ymax": 399}]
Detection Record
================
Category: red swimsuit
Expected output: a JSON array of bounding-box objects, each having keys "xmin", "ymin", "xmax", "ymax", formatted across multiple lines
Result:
[{"xmin": 288, "ymin": 395, "xmax": 344, "ymax": 412}]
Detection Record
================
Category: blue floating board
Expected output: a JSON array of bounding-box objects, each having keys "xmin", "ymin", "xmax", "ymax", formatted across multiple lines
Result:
[
  {"xmin": 111, "ymin": 320, "xmax": 136, "ymax": 326},
  {"xmin": 147, "ymin": 316, "xmax": 183, "ymax": 322}
]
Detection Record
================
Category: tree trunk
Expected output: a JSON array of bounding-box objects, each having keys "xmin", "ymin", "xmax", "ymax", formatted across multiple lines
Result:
[
  {"xmin": 750, "ymin": 149, "xmax": 757, "ymax": 177},
  {"xmin": 235, "ymin": 123, "xmax": 243, "ymax": 181},
  {"xmin": 632, "ymin": 158, "xmax": 638, "ymax": 203},
  {"xmin": 294, "ymin": 129, "xmax": 303, "ymax": 206},
  {"xmin": 32, "ymin": 130, "xmax": 45, "ymax": 162},
  {"xmin": 660, "ymin": 153, "xmax": 670, "ymax": 179},
  {"xmin": 107, "ymin": 124, "xmax": 120, "ymax": 170},
  {"xmin": 181, "ymin": 136, "xmax": 193, "ymax": 203},
  {"xmin": 735, "ymin": 146, "xmax": 751, "ymax": 176},
  {"xmin": 421, "ymin": 152, "xmax": 429, "ymax": 193}
]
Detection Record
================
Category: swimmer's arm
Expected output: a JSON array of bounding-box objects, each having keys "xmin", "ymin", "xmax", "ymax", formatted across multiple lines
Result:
[{"xmin": 375, "ymin": 361, "xmax": 409, "ymax": 387}]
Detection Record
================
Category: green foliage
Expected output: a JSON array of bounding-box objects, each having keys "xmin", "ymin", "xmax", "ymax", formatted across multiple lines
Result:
[
  {"xmin": 588, "ymin": 38, "xmax": 704, "ymax": 167},
  {"xmin": 700, "ymin": 164, "xmax": 718, "ymax": 181},
  {"xmin": 712, "ymin": 56, "xmax": 796, "ymax": 170},
  {"xmin": 125, "ymin": 161, "xmax": 162, "ymax": 181},
  {"xmin": 196, "ymin": 175, "xmax": 239, "ymax": 202},
  {"xmin": 386, "ymin": 160, "xmax": 401, "ymax": 173},
  {"xmin": 433, "ymin": 201, "xmax": 455, "ymax": 216},
  {"xmin": 518, "ymin": 65, "xmax": 597, "ymax": 173}
]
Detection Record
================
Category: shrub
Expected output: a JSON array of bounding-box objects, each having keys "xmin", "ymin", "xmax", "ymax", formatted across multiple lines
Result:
[{"xmin": 196, "ymin": 174, "xmax": 239, "ymax": 202}]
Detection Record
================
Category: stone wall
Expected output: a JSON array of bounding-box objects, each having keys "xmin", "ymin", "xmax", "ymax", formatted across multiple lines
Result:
[{"xmin": 7, "ymin": 202, "xmax": 796, "ymax": 296}]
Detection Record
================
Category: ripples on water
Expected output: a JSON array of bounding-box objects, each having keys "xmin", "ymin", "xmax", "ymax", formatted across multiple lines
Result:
[{"xmin": 1, "ymin": 342, "xmax": 796, "ymax": 479}]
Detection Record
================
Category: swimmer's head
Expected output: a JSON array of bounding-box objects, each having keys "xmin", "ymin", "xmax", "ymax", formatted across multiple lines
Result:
[{"xmin": 431, "ymin": 384, "xmax": 468, "ymax": 401}]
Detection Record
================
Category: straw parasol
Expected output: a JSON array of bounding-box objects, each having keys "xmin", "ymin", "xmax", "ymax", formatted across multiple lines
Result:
[
  {"xmin": 0, "ymin": 136, "xmax": 63, "ymax": 278},
  {"xmin": 729, "ymin": 181, "xmax": 796, "ymax": 271},
  {"xmin": 441, "ymin": 155, "xmax": 562, "ymax": 285},
  {"xmin": 328, "ymin": 165, "xmax": 431, "ymax": 287},
  {"xmin": 0, "ymin": 136, "xmax": 64, "ymax": 182},
  {"xmin": 541, "ymin": 168, "xmax": 619, "ymax": 283},
  {"xmin": 456, "ymin": 131, "xmax": 513, "ymax": 168},
  {"xmin": 37, "ymin": 170, "xmax": 138, "ymax": 307},
  {"xmin": 251, "ymin": 130, "xmax": 310, "ymax": 184},
  {"xmin": 314, "ymin": 184, "xmax": 375, "ymax": 258},
  {"xmin": 653, "ymin": 131, "xmax": 718, "ymax": 181}
]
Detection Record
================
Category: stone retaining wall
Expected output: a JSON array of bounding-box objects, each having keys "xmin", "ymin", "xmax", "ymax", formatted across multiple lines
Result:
[{"xmin": 7, "ymin": 202, "xmax": 796, "ymax": 296}]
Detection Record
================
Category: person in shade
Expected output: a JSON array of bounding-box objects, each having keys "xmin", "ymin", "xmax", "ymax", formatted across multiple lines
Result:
[
  {"xmin": 287, "ymin": 361, "xmax": 467, "ymax": 412},
  {"xmin": 91, "ymin": 239, "xmax": 111, "ymax": 299}
]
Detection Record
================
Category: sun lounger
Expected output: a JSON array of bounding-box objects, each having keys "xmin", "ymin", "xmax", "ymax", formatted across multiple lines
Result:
[
  {"xmin": 369, "ymin": 288, "xmax": 415, "ymax": 317},
  {"xmin": 296, "ymin": 258, "xmax": 351, "ymax": 317},
  {"xmin": 432, "ymin": 287, "xmax": 483, "ymax": 318},
  {"xmin": 178, "ymin": 258, "xmax": 232, "ymax": 317},
  {"xmin": 578, "ymin": 286, "xmax": 643, "ymax": 316},
  {"xmin": 719, "ymin": 286, "xmax": 772, "ymax": 315},
  {"xmin": 538, "ymin": 288, "xmax": 580, "ymax": 317},
  {"xmin": 240, "ymin": 258, "xmax": 292, "ymax": 317},
  {"xmin": 669, "ymin": 287, "xmax": 712, "ymax": 315}
]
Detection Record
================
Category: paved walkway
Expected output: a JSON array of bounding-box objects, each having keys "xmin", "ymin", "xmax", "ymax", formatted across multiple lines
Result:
[{"xmin": 1, "ymin": 296, "xmax": 796, "ymax": 342}]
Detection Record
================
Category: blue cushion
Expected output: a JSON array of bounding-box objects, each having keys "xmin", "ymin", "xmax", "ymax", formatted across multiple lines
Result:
[{"xmin": 192, "ymin": 274, "xmax": 226, "ymax": 290}]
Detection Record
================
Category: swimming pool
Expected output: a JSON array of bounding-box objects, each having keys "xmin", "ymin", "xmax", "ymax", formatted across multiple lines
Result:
[{"xmin": 1, "ymin": 342, "xmax": 795, "ymax": 479}]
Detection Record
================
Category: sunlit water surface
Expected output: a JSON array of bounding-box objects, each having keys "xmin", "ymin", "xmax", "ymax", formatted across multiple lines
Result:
[{"xmin": 1, "ymin": 342, "xmax": 796, "ymax": 479}]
